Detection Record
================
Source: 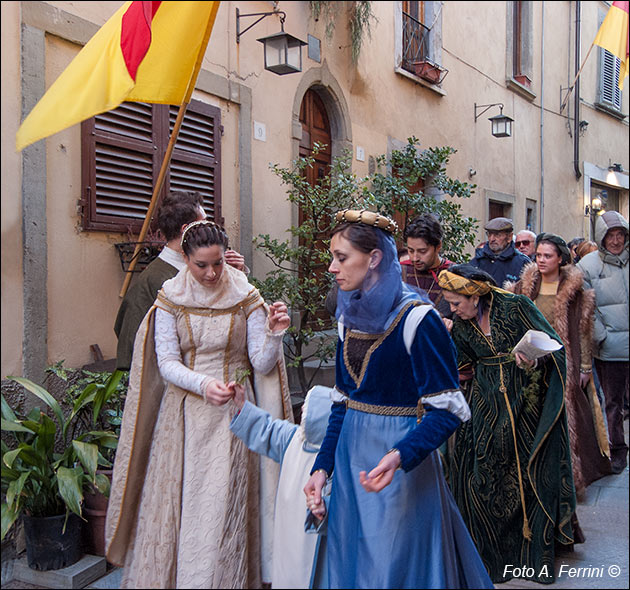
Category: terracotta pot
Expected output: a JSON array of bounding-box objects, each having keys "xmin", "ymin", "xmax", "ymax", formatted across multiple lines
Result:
[
  {"xmin": 82, "ymin": 469, "xmax": 113, "ymax": 556},
  {"xmin": 412, "ymin": 61, "xmax": 443, "ymax": 84}
]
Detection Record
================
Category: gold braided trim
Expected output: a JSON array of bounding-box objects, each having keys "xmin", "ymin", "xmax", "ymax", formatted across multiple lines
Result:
[
  {"xmin": 478, "ymin": 354, "xmax": 514, "ymax": 366},
  {"xmin": 335, "ymin": 209, "xmax": 398, "ymax": 233},
  {"xmin": 346, "ymin": 398, "xmax": 424, "ymax": 420},
  {"xmin": 156, "ymin": 291, "xmax": 261, "ymax": 316}
]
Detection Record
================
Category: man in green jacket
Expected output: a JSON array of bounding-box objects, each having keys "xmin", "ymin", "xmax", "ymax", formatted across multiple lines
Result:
[{"xmin": 577, "ymin": 210, "xmax": 629, "ymax": 474}]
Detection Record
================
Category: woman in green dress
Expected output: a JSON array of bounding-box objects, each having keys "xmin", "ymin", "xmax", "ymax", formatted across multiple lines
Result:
[{"xmin": 438, "ymin": 264, "xmax": 578, "ymax": 585}]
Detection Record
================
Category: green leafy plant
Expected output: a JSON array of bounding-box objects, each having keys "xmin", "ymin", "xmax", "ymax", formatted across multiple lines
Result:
[
  {"xmin": 310, "ymin": 1, "xmax": 377, "ymax": 63},
  {"xmin": 254, "ymin": 140, "xmax": 477, "ymax": 393},
  {"xmin": 365, "ymin": 137, "xmax": 478, "ymax": 262},
  {"xmin": 252, "ymin": 145, "xmax": 363, "ymax": 394},
  {"xmin": 1, "ymin": 375, "xmax": 119, "ymax": 540},
  {"xmin": 46, "ymin": 364, "xmax": 128, "ymax": 466},
  {"xmin": 233, "ymin": 368, "xmax": 252, "ymax": 386}
]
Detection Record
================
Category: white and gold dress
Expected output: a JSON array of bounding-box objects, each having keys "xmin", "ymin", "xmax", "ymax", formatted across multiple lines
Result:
[{"xmin": 105, "ymin": 264, "xmax": 292, "ymax": 589}]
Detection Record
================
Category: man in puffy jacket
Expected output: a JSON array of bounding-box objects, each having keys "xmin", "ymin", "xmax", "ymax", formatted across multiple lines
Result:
[
  {"xmin": 470, "ymin": 217, "xmax": 531, "ymax": 287},
  {"xmin": 577, "ymin": 210, "xmax": 629, "ymax": 474}
]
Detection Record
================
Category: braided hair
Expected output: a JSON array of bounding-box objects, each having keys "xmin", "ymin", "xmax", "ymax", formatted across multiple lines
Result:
[{"xmin": 181, "ymin": 221, "xmax": 229, "ymax": 256}]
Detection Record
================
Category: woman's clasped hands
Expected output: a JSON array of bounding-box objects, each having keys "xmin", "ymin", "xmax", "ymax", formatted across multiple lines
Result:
[{"xmin": 203, "ymin": 379, "xmax": 245, "ymax": 406}]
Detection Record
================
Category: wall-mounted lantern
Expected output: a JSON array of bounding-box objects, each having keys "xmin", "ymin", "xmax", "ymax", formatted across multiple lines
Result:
[
  {"xmin": 474, "ymin": 102, "xmax": 514, "ymax": 138},
  {"xmin": 236, "ymin": 8, "xmax": 306, "ymax": 75}
]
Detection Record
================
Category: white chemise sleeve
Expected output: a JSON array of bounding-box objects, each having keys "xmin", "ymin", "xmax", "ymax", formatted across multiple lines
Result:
[
  {"xmin": 154, "ymin": 307, "xmax": 207, "ymax": 396},
  {"xmin": 246, "ymin": 306, "xmax": 285, "ymax": 375}
]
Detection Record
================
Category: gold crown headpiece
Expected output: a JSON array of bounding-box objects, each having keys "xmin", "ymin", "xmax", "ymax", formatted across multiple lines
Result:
[
  {"xmin": 180, "ymin": 219, "xmax": 218, "ymax": 248},
  {"xmin": 335, "ymin": 209, "xmax": 398, "ymax": 234}
]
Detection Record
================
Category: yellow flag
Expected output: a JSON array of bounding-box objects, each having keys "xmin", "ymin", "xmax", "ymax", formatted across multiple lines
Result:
[
  {"xmin": 593, "ymin": 1, "xmax": 629, "ymax": 89},
  {"xmin": 16, "ymin": 1, "xmax": 220, "ymax": 151}
]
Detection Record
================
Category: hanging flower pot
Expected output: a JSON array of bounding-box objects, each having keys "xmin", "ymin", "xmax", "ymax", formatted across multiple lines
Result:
[
  {"xmin": 114, "ymin": 240, "xmax": 165, "ymax": 273},
  {"xmin": 411, "ymin": 60, "xmax": 448, "ymax": 84},
  {"xmin": 23, "ymin": 513, "xmax": 83, "ymax": 571}
]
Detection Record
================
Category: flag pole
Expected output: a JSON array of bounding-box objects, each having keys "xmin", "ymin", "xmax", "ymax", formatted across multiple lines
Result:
[
  {"xmin": 560, "ymin": 40, "xmax": 596, "ymax": 113},
  {"xmin": 119, "ymin": 9, "xmax": 217, "ymax": 298}
]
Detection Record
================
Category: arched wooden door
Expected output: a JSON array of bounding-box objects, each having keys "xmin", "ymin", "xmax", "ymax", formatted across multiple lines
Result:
[
  {"xmin": 298, "ymin": 89, "xmax": 333, "ymax": 325},
  {"xmin": 299, "ymin": 89, "xmax": 332, "ymax": 184}
]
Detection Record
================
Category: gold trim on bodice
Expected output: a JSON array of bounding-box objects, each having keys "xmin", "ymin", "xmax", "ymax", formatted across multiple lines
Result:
[
  {"xmin": 156, "ymin": 290, "xmax": 263, "ymax": 382},
  {"xmin": 342, "ymin": 302, "xmax": 416, "ymax": 388}
]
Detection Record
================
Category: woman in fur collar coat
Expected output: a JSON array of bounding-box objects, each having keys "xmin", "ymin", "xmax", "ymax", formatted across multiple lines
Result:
[{"xmin": 507, "ymin": 233, "xmax": 612, "ymax": 495}]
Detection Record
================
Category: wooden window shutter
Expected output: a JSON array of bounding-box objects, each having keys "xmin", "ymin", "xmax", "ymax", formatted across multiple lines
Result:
[
  {"xmin": 81, "ymin": 100, "xmax": 222, "ymax": 233},
  {"xmin": 168, "ymin": 101, "xmax": 222, "ymax": 224},
  {"xmin": 599, "ymin": 49, "xmax": 622, "ymax": 111}
]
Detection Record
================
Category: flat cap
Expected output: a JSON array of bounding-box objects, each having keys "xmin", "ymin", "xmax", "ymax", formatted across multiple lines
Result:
[{"xmin": 485, "ymin": 217, "xmax": 513, "ymax": 232}]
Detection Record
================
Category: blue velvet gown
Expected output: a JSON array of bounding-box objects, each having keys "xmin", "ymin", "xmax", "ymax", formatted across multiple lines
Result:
[{"xmin": 312, "ymin": 302, "xmax": 494, "ymax": 589}]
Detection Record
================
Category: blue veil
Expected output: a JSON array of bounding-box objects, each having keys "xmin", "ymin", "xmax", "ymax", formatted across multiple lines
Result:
[{"xmin": 335, "ymin": 228, "xmax": 429, "ymax": 333}]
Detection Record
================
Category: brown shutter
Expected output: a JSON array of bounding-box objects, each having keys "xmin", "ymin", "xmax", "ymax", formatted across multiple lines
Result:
[
  {"xmin": 81, "ymin": 100, "xmax": 222, "ymax": 232},
  {"xmin": 168, "ymin": 101, "xmax": 222, "ymax": 224}
]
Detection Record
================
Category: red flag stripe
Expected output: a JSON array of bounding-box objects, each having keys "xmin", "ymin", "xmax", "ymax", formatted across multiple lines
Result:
[
  {"xmin": 612, "ymin": 1, "xmax": 629, "ymax": 57},
  {"xmin": 120, "ymin": 1, "xmax": 162, "ymax": 81}
]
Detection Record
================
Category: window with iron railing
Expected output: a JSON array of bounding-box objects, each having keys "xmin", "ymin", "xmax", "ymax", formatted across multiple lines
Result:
[
  {"xmin": 402, "ymin": 4, "xmax": 430, "ymax": 72},
  {"xmin": 399, "ymin": 1, "xmax": 447, "ymax": 85}
]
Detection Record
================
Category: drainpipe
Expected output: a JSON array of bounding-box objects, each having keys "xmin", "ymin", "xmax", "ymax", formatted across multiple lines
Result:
[
  {"xmin": 573, "ymin": 1, "xmax": 582, "ymax": 179},
  {"xmin": 540, "ymin": 2, "xmax": 545, "ymax": 231}
]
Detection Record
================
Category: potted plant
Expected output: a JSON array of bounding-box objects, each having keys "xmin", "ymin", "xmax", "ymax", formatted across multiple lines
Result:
[
  {"xmin": 1, "ymin": 376, "xmax": 115, "ymax": 570},
  {"xmin": 46, "ymin": 364, "xmax": 127, "ymax": 555}
]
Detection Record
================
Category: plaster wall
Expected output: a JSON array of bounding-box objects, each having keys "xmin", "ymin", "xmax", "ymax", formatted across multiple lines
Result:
[
  {"xmin": 1, "ymin": 0, "xmax": 628, "ymax": 377},
  {"xmin": 1, "ymin": 2, "xmax": 24, "ymax": 378}
]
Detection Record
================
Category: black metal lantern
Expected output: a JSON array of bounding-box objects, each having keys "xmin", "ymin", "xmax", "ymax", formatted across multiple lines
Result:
[
  {"xmin": 474, "ymin": 102, "xmax": 514, "ymax": 138},
  {"xmin": 488, "ymin": 110, "xmax": 514, "ymax": 138},
  {"xmin": 258, "ymin": 30, "xmax": 307, "ymax": 75},
  {"xmin": 236, "ymin": 8, "xmax": 306, "ymax": 75}
]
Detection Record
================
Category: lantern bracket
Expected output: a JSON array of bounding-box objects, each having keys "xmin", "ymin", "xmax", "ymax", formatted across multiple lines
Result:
[
  {"xmin": 236, "ymin": 8, "xmax": 287, "ymax": 43},
  {"xmin": 474, "ymin": 102, "xmax": 505, "ymax": 122}
]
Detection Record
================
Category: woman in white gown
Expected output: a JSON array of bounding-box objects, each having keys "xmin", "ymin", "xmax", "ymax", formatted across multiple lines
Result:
[{"xmin": 106, "ymin": 220, "xmax": 293, "ymax": 589}]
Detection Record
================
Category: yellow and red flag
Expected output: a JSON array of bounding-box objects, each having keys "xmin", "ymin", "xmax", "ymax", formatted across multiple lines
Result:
[
  {"xmin": 16, "ymin": 1, "xmax": 220, "ymax": 151},
  {"xmin": 593, "ymin": 0, "xmax": 629, "ymax": 89}
]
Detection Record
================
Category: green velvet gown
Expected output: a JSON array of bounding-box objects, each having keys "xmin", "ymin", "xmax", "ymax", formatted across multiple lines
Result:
[{"xmin": 447, "ymin": 290, "xmax": 577, "ymax": 584}]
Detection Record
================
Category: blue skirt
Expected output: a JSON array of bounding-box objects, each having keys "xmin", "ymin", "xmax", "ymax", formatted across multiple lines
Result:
[{"xmin": 327, "ymin": 408, "xmax": 493, "ymax": 589}]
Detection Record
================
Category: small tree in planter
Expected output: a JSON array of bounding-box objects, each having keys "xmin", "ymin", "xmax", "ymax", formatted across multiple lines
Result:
[{"xmin": 252, "ymin": 145, "xmax": 363, "ymax": 395}]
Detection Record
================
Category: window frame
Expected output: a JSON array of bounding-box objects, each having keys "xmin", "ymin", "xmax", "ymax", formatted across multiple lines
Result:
[{"xmin": 395, "ymin": 0, "xmax": 446, "ymax": 92}]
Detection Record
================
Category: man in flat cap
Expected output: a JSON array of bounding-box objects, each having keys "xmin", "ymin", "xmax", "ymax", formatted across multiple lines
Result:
[{"xmin": 470, "ymin": 217, "xmax": 530, "ymax": 287}]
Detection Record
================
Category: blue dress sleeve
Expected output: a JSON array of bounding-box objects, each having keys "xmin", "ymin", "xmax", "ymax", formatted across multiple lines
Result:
[
  {"xmin": 394, "ymin": 310, "xmax": 463, "ymax": 472},
  {"xmin": 310, "ymin": 401, "xmax": 346, "ymax": 476},
  {"xmin": 229, "ymin": 401, "xmax": 297, "ymax": 464}
]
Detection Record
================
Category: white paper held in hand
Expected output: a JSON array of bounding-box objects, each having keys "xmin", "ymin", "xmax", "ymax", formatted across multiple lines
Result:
[{"xmin": 512, "ymin": 330, "xmax": 563, "ymax": 361}]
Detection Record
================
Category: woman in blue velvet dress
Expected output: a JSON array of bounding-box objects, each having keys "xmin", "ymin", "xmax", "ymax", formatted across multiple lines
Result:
[{"xmin": 303, "ymin": 210, "xmax": 493, "ymax": 590}]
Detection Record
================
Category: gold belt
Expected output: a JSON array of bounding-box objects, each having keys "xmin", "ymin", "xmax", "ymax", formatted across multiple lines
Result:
[
  {"xmin": 346, "ymin": 398, "xmax": 424, "ymax": 422},
  {"xmin": 478, "ymin": 354, "xmax": 513, "ymax": 366}
]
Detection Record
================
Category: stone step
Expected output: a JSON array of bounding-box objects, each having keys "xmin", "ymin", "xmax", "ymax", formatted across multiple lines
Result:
[{"xmin": 12, "ymin": 555, "xmax": 106, "ymax": 589}]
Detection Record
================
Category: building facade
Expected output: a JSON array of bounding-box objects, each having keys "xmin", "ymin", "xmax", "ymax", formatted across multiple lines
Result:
[{"xmin": 1, "ymin": 0, "xmax": 628, "ymax": 380}]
